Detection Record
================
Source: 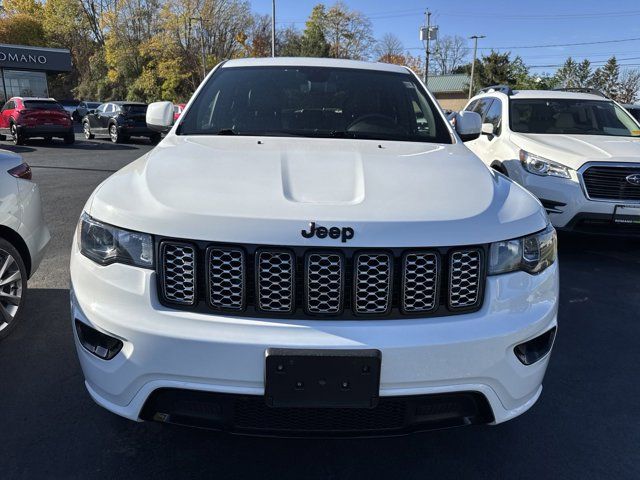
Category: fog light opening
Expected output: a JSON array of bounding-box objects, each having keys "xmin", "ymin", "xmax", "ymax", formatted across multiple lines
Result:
[
  {"xmin": 514, "ymin": 327, "xmax": 556, "ymax": 365},
  {"xmin": 75, "ymin": 319, "xmax": 123, "ymax": 360}
]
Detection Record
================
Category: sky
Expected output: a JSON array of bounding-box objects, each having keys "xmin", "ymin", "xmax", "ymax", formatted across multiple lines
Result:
[{"xmin": 251, "ymin": 0, "xmax": 640, "ymax": 75}]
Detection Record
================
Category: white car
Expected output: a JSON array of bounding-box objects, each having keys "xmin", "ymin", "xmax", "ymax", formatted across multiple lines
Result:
[
  {"xmin": 70, "ymin": 58, "xmax": 558, "ymax": 436},
  {"xmin": 464, "ymin": 86, "xmax": 640, "ymax": 234},
  {"xmin": 0, "ymin": 153, "xmax": 49, "ymax": 339}
]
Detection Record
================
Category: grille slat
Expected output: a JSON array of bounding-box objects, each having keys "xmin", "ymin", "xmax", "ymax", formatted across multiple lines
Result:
[
  {"xmin": 402, "ymin": 252, "xmax": 439, "ymax": 313},
  {"xmin": 449, "ymin": 250, "xmax": 482, "ymax": 309},
  {"xmin": 583, "ymin": 165, "xmax": 640, "ymax": 201},
  {"xmin": 160, "ymin": 243, "xmax": 196, "ymax": 305},
  {"xmin": 306, "ymin": 253, "xmax": 344, "ymax": 314},
  {"xmin": 159, "ymin": 243, "xmax": 486, "ymax": 318},
  {"xmin": 257, "ymin": 250, "xmax": 295, "ymax": 312},
  {"xmin": 207, "ymin": 247, "xmax": 245, "ymax": 310},
  {"xmin": 354, "ymin": 253, "xmax": 392, "ymax": 314}
]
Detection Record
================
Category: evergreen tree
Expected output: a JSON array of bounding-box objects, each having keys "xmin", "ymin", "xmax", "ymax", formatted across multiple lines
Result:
[
  {"xmin": 575, "ymin": 59, "xmax": 592, "ymax": 88},
  {"xmin": 300, "ymin": 5, "xmax": 330, "ymax": 57},
  {"xmin": 554, "ymin": 57, "xmax": 578, "ymax": 88}
]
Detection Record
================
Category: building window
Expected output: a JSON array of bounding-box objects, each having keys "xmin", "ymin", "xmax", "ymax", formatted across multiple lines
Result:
[{"xmin": 2, "ymin": 70, "xmax": 48, "ymax": 98}]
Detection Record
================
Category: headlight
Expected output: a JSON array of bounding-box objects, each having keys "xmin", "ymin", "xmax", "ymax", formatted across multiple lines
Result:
[
  {"xmin": 519, "ymin": 150, "xmax": 571, "ymax": 178},
  {"xmin": 489, "ymin": 224, "xmax": 557, "ymax": 275},
  {"xmin": 77, "ymin": 212, "xmax": 153, "ymax": 268}
]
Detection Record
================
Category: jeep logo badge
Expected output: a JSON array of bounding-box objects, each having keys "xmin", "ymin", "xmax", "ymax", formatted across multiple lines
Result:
[
  {"xmin": 625, "ymin": 173, "xmax": 640, "ymax": 186},
  {"xmin": 301, "ymin": 222, "xmax": 354, "ymax": 243}
]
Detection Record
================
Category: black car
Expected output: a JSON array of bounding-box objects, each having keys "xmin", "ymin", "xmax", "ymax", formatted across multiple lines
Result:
[
  {"xmin": 74, "ymin": 101, "xmax": 101, "ymax": 122},
  {"xmin": 82, "ymin": 101, "xmax": 161, "ymax": 143}
]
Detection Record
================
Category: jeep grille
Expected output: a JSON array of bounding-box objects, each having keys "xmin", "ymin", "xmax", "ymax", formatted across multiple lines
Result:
[{"xmin": 158, "ymin": 241, "xmax": 486, "ymax": 319}]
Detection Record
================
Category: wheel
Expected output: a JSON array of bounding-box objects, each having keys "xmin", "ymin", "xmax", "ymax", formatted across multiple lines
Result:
[
  {"xmin": 109, "ymin": 124, "xmax": 123, "ymax": 143},
  {"xmin": 10, "ymin": 124, "xmax": 25, "ymax": 145},
  {"xmin": 0, "ymin": 239, "xmax": 27, "ymax": 340},
  {"xmin": 83, "ymin": 121, "xmax": 94, "ymax": 140},
  {"xmin": 43, "ymin": 136, "xmax": 52, "ymax": 143},
  {"xmin": 149, "ymin": 133, "xmax": 161, "ymax": 144},
  {"xmin": 63, "ymin": 133, "xmax": 75, "ymax": 145}
]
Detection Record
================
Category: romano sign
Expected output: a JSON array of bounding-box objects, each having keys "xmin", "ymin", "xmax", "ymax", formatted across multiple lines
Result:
[{"xmin": 0, "ymin": 44, "xmax": 71, "ymax": 72}]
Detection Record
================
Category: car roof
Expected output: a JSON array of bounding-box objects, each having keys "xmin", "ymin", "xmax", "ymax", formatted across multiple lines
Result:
[
  {"xmin": 108, "ymin": 101, "xmax": 147, "ymax": 105},
  {"xmin": 471, "ymin": 89, "xmax": 610, "ymax": 102},
  {"xmin": 221, "ymin": 57, "xmax": 410, "ymax": 74},
  {"xmin": 12, "ymin": 97, "xmax": 57, "ymax": 101}
]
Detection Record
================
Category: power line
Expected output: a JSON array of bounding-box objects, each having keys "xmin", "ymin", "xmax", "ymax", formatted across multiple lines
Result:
[{"xmin": 407, "ymin": 36, "xmax": 640, "ymax": 51}]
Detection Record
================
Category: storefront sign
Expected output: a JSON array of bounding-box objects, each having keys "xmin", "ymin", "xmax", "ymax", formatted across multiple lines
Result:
[{"xmin": 0, "ymin": 44, "xmax": 71, "ymax": 72}]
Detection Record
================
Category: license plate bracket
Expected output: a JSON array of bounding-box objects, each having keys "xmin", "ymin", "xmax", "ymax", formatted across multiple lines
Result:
[
  {"xmin": 613, "ymin": 205, "xmax": 640, "ymax": 225},
  {"xmin": 265, "ymin": 348, "xmax": 381, "ymax": 408}
]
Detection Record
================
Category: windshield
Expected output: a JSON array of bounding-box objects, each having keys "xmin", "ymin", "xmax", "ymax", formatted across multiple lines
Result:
[
  {"xmin": 510, "ymin": 98, "xmax": 640, "ymax": 137},
  {"xmin": 24, "ymin": 100, "xmax": 64, "ymax": 110},
  {"xmin": 122, "ymin": 104, "xmax": 147, "ymax": 114},
  {"xmin": 178, "ymin": 66, "xmax": 451, "ymax": 143},
  {"xmin": 87, "ymin": 102, "xmax": 101, "ymax": 109}
]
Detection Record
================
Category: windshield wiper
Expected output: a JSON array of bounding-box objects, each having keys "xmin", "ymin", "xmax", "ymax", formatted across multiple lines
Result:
[{"xmin": 216, "ymin": 128, "xmax": 236, "ymax": 135}]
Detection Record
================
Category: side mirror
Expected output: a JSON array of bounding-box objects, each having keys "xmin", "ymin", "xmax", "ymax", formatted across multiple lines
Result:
[
  {"xmin": 455, "ymin": 111, "xmax": 482, "ymax": 142},
  {"xmin": 146, "ymin": 101, "xmax": 174, "ymax": 132},
  {"xmin": 481, "ymin": 123, "xmax": 495, "ymax": 136}
]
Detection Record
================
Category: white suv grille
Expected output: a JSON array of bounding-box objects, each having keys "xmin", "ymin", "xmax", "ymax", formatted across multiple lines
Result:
[
  {"xmin": 306, "ymin": 253, "xmax": 343, "ymax": 314},
  {"xmin": 257, "ymin": 250, "xmax": 295, "ymax": 312},
  {"xmin": 402, "ymin": 252, "xmax": 439, "ymax": 313},
  {"xmin": 160, "ymin": 243, "xmax": 196, "ymax": 305}
]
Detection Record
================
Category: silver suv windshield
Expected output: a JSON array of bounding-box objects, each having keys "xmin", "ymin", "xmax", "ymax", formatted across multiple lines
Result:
[
  {"xmin": 178, "ymin": 66, "xmax": 452, "ymax": 144},
  {"xmin": 510, "ymin": 98, "xmax": 640, "ymax": 137}
]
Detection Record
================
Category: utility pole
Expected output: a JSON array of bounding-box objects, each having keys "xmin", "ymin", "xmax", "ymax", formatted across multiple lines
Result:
[
  {"xmin": 424, "ymin": 10, "xmax": 431, "ymax": 84},
  {"xmin": 271, "ymin": 0, "xmax": 276, "ymax": 57},
  {"xmin": 191, "ymin": 17, "xmax": 207, "ymax": 82},
  {"xmin": 468, "ymin": 34, "xmax": 485, "ymax": 99}
]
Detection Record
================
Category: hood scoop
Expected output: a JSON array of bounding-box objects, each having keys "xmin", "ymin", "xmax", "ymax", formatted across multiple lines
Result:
[{"xmin": 281, "ymin": 152, "xmax": 365, "ymax": 205}]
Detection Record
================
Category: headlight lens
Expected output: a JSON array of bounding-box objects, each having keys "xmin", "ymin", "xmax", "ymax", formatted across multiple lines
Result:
[
  {"xmin": 489, "ymin": 224, "xmax": 557, "ymax": 275},
  {"xmin": 77, "ymin": 212, "xmax": 153, "ymax": 268},
  {"xmin": 519, "ymin": 150, "xmax": 571, "ymax": 178}
]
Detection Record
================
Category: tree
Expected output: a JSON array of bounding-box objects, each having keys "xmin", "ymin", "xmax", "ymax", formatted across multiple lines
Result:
[
  {"xmin": 430, "ymin": 35, "xmax": 468, "ymax": 74},
  {"xmin": 554, "ymin": 57, "xmax": 579, "ymax": 88},
  {"xmin": 374, "ymin": 33, "xmax": 403, "ymax": 61},
  {"xmin": 617, "ymin": 69, "xmax": 640, "ymax": 104},
  {"xmin": 575, "ymin": 59, "xmax": 592, "ymax": 88},
  {"xmin": 323, "ymin": 1, "xmax": 374, "ymax": 60},
  {"xmin": 299, "ymin": 4, "xmax": 330, "ymax": 57},
  {"xmin": 592, "ymin": 56, "xmax": 620, "ymax": 99},
  {"xmin": 277, "ymin": 26, "xmax": 303, "ymax": 57},
  {"xmin": 0, "ymin": 14, "xmax": 46, "ymax": 47}
]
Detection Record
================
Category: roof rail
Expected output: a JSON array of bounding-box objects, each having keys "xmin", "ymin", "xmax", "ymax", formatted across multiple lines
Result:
[
  {"xmin": 478, "ymin": 85, "xmax": 514, "ymax": 96},
  {"xmin": 552, "ymin": 87, "xmax": 608, "ymax": 98}
]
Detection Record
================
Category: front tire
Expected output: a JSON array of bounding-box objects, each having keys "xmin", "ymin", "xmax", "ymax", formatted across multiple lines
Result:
[
  {"xmin": 0, "ymin": 239, "xmax": 27, "ymax": 340},
  {"xmin": 10, "ymin": 124, "xmax": 25, "ymax": 145},
  {"xmin": 149, "ymin": 133, "xmax": 161, "ymax": 144},
  {"xmin": 83, "ymin": 121, "xmax": 94, "ymax": 140}
]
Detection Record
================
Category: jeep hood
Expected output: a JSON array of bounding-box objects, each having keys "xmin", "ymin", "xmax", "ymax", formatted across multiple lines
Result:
[
  {"xmin": 88, "ymin": 136, "xmax": 547, "ymax": 247},
  {"xmin": 511, "ymin": 132, "xmax": 640, "ymax": 170}
]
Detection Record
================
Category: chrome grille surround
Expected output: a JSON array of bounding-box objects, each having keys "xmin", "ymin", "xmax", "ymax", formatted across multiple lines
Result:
[
  {"xmin": 305, "ymin": 252, "xmax": 344, "ymax": 315},
  {"xmin": 207, "ymin": 247, "xmax": 245, "ymax": 311},
  {"xmin": 256, "ymin": 250, "xmax": 295, "ymax": 313},
  {"xmin": 401, "ymin": 252, "xmax": 439, "ymax": 313},
  {"xmin": 449, "ymin": 249, "xmax": 482, "ymax": 309},
  {"xmin": 354, "ymin": 252, "xmax": 392, "ymax": 314},
  {"xmin": 160, "ymin": 242, "xmax": 196, "ymax": 305}
]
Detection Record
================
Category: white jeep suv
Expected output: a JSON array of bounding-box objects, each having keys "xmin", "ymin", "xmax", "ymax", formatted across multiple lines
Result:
[
  {"xmin": 70, "ymin": 58, "xmax": 558, "ymax": 436},
  {"xmin": 464, "ymin": 86, "xmax": 640, "ymax": 234}
]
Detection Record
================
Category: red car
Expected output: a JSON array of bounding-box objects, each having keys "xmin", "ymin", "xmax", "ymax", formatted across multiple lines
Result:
[
  {"xmin": 0, "ymin": 97, "xmax": 75, "ymax": 145},
  {"xmin": 173, "ymin": 103, "xmax": 186, "ymax": 122}
]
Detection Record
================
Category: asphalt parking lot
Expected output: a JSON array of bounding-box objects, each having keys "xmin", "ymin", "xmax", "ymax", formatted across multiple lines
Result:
[{"xmin": 1, "ymin": 127, "xmax": 639, "ymax": 479}]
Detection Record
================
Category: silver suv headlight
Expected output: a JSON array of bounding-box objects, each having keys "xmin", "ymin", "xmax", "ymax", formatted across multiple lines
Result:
[
  {"xmin": 489, "ymin": 224, "xmax": 557, "ymax": 275},
  {"xmin": 77, "ymin": 212, "xmax": 154, "ymax": 268},
  {"xmin": 519, "ymin": 150, "xmax": 571, "ymax": 179}
]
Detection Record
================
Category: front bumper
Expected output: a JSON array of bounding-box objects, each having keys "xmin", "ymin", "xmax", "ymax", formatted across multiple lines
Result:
[
  {"xmin": 504, "ymin": 160, "xmax": 640, "ymax": 234},
  {"xmin": 70, "ymin": 239, "xmax": 559, "ymax": 432}
]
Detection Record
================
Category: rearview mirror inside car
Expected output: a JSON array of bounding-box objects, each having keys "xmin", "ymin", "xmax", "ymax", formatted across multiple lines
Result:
[
  {"xmin": 146, "ymin": 101, "xmax": 174, "ymax": 132},
  {"xmin": 455, "ymin": 111, "xmax": 482, "ymax": 142}
]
